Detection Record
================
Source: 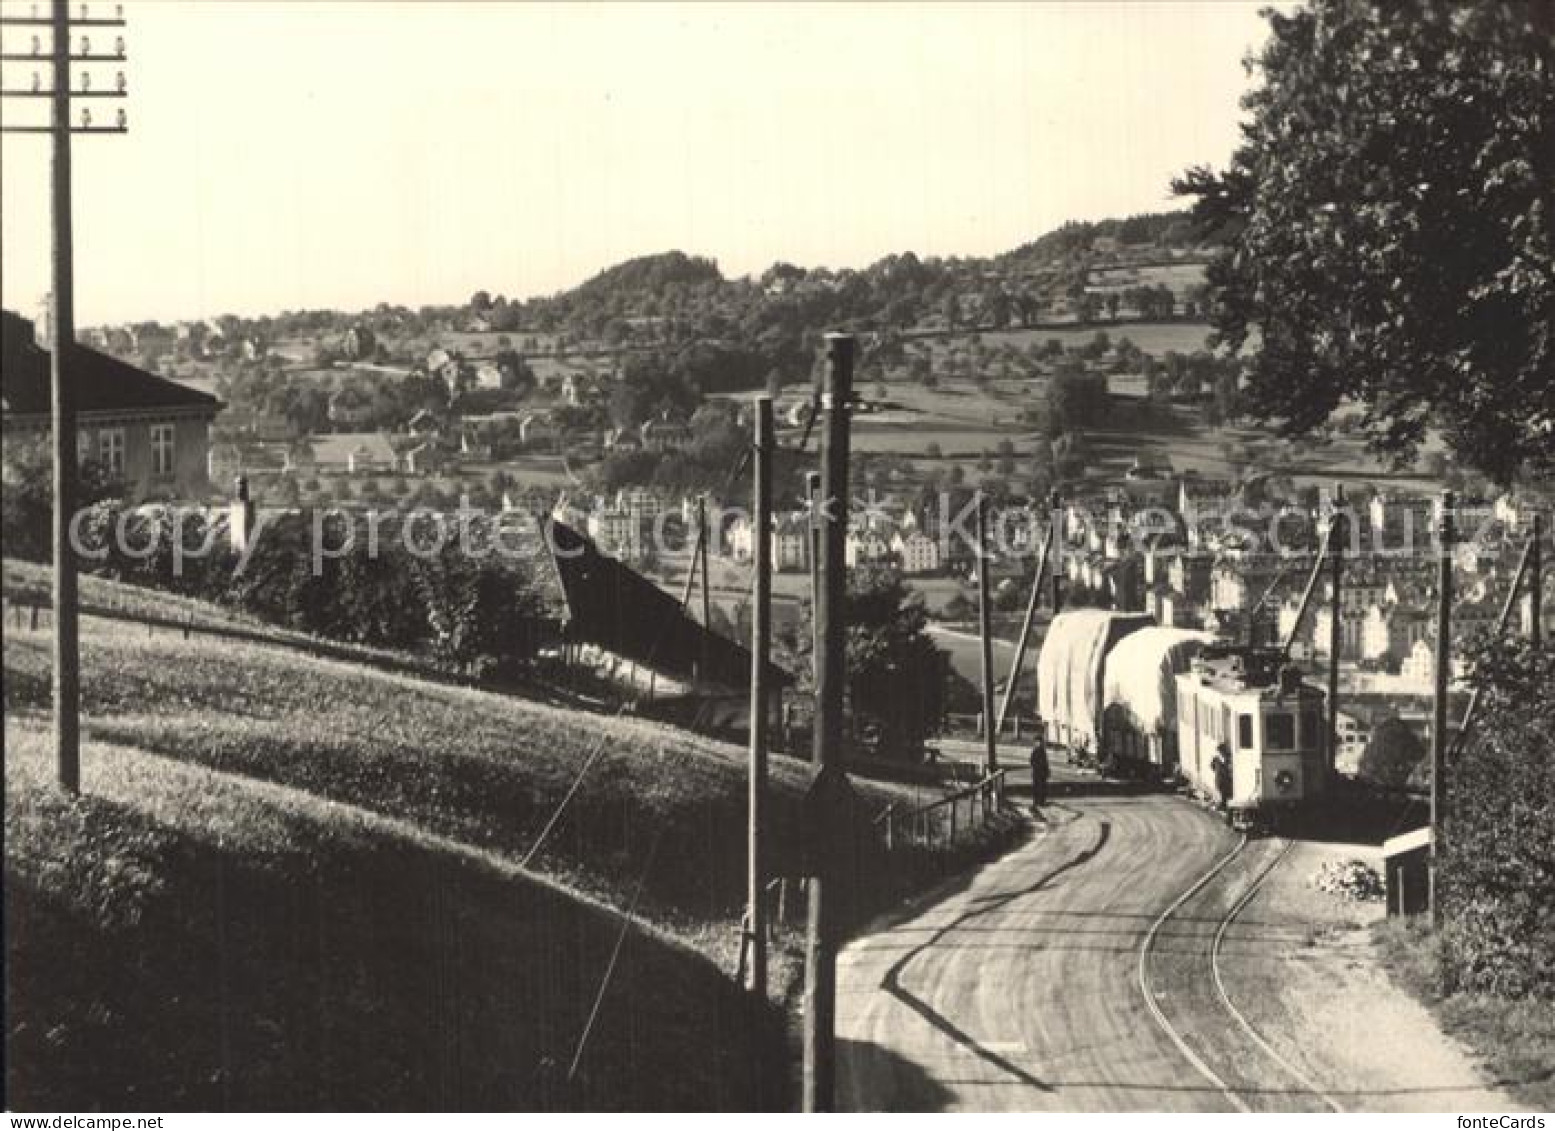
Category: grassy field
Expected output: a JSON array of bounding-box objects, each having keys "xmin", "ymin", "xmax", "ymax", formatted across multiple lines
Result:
[
  {"xmin": 4, "ymin": 726, "xmax": 779, "ymax": 1110},
  {"xmin": 3, "ymin": 573, "xmax": 1020, "ymax": 1108},
  {"xmin": 908, "ymin": 320, "xmax": 1219, "ymax": 358}
]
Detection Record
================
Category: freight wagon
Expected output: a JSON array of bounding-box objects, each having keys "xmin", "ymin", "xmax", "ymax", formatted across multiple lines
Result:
[{"xmin": 1036, "ymin": 611, "xmax": 1327, "ymax": 826}]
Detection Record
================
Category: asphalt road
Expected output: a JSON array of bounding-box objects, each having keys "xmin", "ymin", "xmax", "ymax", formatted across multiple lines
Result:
[{"xmin": 837, "ymin": 792, "xmax": 1256, "ymax": 1112}]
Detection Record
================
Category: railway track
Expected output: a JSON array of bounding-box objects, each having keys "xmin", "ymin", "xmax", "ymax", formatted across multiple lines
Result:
[{"xmin": 1139, "ymin": 829, "xmax": 1343, "ymax": 1113}]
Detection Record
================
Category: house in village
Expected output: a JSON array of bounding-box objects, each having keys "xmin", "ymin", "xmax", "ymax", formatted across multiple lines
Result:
[
  {"xmin": 519, "ymin": 411, "xmax": 557, "ymax": 450},
  {"xmin": 604, "ymin": 426, "xmax": 642, "ymax": 453},
  {"xmin": 725, "ymin": 514, "xmax": 754, "ymax": 561},
  {"xmin": 2, "ymin": 309, "xmax": 220, "ymax": 498},
  {"xmin": 1312, "ymin": 604, "xmax": 1368, "ymax": 662},
  {"xmin": 399, "ymin": 441, "xmax": 444, "ymax": 477},
  {"xmin": 425, "ymin": 347, "xmax": 465, "ymax": 392},
  {"xmin": 459, "ymin": 411, "xmax": 524, "ymax": 459},
  {"xmin": 327, "ymin": 388, "xmax": 376, "ymax": 430},
  {"xmin": 893, "ymin": 529, "xmax": 941, "ymax": 575},
  {"xmin": 307, "ymin": 432, "xmax": 398, "ymax": 476},
  {"xmin": 639, "ymin": 411, "xmax": 692, "ymax": 453},
  {"xmin": 771, "ymin": 515, "xmax": 810, "ymax": 573},
  {"xmin": 845, "ymin": 526, "xmax": 892, "ymax": 569},
  {"xmin": 406, "ymin": 407, "xmax": 441, "ymax": 437},
  {"xmin": 1362, "ymin": 603, "xmax": 1433, "ymax": 668},
  {"xmin": 1400, "ymin": 639, "xmax": 1436, "ymax": 684},
  {"xmin": 587, "ymin": 505, "xmax": 641, "ymax": 560}
]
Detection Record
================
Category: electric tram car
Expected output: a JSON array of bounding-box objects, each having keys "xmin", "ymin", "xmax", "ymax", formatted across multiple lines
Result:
[{"xmin": 1036, "ymin": 610, "xmax": 1328, "ymax": 827}]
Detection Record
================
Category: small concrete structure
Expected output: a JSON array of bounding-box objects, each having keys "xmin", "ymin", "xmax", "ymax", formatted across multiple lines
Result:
[{"xmin": 1382, "ymin": 825, "xmax": 1431, "ymax": 917}]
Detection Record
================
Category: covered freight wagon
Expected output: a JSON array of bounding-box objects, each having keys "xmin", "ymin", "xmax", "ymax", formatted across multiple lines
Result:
[
  {"xmin": 1101, "ymin": 627, "xmax": 1214, "ymax": 777},
  {"xmin": 1036, "ymin": 609, "xmax": 1153, "ymax": 758}
]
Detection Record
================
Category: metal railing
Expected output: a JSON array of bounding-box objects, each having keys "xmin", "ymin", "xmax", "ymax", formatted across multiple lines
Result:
[{"xmin": 874, "ymin": 768, "xmax": 1008, "ymax": 850}]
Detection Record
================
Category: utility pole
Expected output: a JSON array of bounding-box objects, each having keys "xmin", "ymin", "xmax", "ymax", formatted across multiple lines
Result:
[
  {"xmin": 976, "ymin": 493, "xmax": 998, "ymax": 769},
  {"xmin": 678, "ymin": 499, "xmax": 707, "ymax": 682},
  {"xmin": 994, "ymin": 494, "xmax": 1054, "ymax": 737},
  {"xmin": 2, "ymin": 0, "xmax": 129, "ymax": 795},
  {"xmin": 1531, "ymin": 513, "xmax": 1543, "ymax": 650},
  {"xmin": 1325, "ymin": 484, "xmax": 1346, "ymax": 785},
  {"xmin": 1050, "ymin": 492, "xmax": 1064, "ymax": 615},
  {"xmin": 698, "ymin": 494, "xmax": 712, "ymax": 680},
  {"xmin": 745, "ymin": 397, "xmax": 773, "ymax": 1000},
  {"xmin": 803, "ymin": 333, "xmax": 852, "ymax": 1113},
  {"xmin": 806, "ymin": 470, "xmax": 822, "ymax": 696},
  {"xmin": 1430, "ymin": 490, "xmax": 1454, "ymax": 928}
]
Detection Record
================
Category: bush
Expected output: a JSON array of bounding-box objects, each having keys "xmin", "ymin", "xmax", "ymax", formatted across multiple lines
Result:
[
  {"xmin": 1358, "ymin": 717, "xmax": 1425, "ymax": 788},
  {"xmin": 2, "ymin": 436, "xmax": 122, "ymax": 562},
  {"xmin": 1440, "ymin": 639, "xmax": 1555, "ymax": 1000}
]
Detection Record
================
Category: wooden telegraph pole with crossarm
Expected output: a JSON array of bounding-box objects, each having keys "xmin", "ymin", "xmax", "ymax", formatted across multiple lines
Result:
[{"xmin": 2, "ymin": 0, "xmax": 130, "ymax": 794}]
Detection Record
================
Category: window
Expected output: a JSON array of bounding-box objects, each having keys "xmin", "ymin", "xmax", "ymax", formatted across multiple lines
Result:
[
  {"xmin": 1265, "ymin": 712, "xmax": 1295, "ymax": 751},
  {"xmin": 1301, "ymin": 708, "xmax": 1322, "ymax": 749},
  {"xmin": 1238, "ymin": 714, "xmax": 1255, "ymax": 750},
  {"xmin": 151, "ymin": 423, "xmax": 175, "ymax": 476},
  {"xmin": 98, "ymin": 428, "xmax": 126, "ymax": 477}
]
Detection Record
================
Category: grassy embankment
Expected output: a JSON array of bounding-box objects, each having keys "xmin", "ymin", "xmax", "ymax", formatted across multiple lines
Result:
[
  {"xmin": 3, "ymin": 569, "xmax": 1018, "ymax": 1109},
  {"xmin": 1376, "ymin": 919, "xmax": 1555, "ymax": 1110}
]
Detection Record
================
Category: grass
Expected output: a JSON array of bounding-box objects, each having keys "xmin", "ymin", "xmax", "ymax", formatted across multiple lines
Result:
[
  {"xmin": 4, "ymin": 727, "xmax": 779, "ymax": 1110},
  {"xmin": 1375, "ymin": 917, "xmax": 1555, "ymax": 1110},
  {"xmin": 2, "ymin": 615, "xmax": 920, "ymax": 941},
  {"xmin": 3, "ymin": 574, "xmax": 1020, "ymax": 1108}
]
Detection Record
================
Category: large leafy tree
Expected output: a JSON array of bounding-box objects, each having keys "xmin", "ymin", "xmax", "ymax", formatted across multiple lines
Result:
[{"xmin": 1175, "ymin": 1, "xmax": 1553, "ymax": 485}]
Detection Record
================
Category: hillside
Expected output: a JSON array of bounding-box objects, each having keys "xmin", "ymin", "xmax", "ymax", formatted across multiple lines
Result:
[
  {"xmin": 3, "ymin": 572, "xmax": 1009, "ymax": 1108},
  {"xmin": 5, "ymin": 725, "xmax": 777, "ymax": 1110}
]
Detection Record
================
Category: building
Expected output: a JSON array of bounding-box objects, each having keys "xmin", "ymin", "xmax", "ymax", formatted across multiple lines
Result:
[
  {"xmin": 893, "ymin": 530, "xmax": 941, "ymax": 575},
  {"xmin": 587, "ymin": 506, "xmax": 640, "ymax": 559},
  {"xmin": 1312, "ymin": 605, "xmax": 1367, "ymax": 661},
  {"xmin": 845, "ymin": 527, "xmax": 891, "ymax": 569},
  {"xmin": 639, "ymin": 411, "xmax": 692, "ymax": 453},
  {"xmin": 1362, "ymin": 603, "xmax": 1432, "ymax": 666},
  {"xmin": 518, "ymin": 412, "xmax": 557, "ymax": 449},
  {"xmin": 1400, "ymin": 639, "xmax": 1435, "ymax": 683},
  {"xmin": 725, "ymin": 514, "xmax": 754, "ymax": 561},
  {"xmin": 772, "ymin": 515, "xmax": 809, "ymax": 573},
  {"xmin": 2, "ymin": 309, "xmax": 219, "ymax": 498},
  {"xmin": 307, "ymin": 432, "xmax": 398, "ymax": 475}
]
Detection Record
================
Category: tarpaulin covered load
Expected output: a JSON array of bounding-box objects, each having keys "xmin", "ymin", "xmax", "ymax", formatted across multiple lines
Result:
[
  {"xmin": 1103, "ymin": 627, "xmax": 1215, "ymax": 737},
  {"xmin": 1036, "ymin": 609, "xmax": 1153, "ymax": 752}
]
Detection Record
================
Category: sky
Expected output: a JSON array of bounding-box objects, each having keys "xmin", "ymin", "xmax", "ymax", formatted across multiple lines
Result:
[{"xmin": 0, "ymin": 1, "xmax": 1274, "ymax": 326}]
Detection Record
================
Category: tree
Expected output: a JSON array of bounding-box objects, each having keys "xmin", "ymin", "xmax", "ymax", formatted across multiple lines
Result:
[
  {"xmin": 1174, "ymin": 1, "xmax": 1553, "ymax": 486},
  {"xmin": 2, "ymin": 437, "xmax": 121, "ymax": 562},
  {"xmin": 1358, "ymin": 717, "xmax": 1426, "ymax": 788},
  {"xmin": 942, "ymin": 293, "xmax": 960, "ymax": 332}
]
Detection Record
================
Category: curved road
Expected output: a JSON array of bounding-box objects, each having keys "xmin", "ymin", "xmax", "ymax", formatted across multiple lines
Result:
[{"xmin": 837, "ymin": 793, "xmax": 1266, "ymax": 1112}]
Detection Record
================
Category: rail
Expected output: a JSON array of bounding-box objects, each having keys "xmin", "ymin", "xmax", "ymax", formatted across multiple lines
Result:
[{"xmin": 873, "ymin": 768, "xmax": 1008, "ymax": 850}]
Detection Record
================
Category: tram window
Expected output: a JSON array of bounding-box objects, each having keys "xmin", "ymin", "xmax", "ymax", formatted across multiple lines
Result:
[
  {"xmin": 1265, "ymin": 712, "xmax": 1295, "ymax": 750},
  {"xmin": 1238, "ymin": 714, "xmax": 1255, "ymax": 749},
  {"xmin": 1300, "ymin": 708, "xmax": 1321, "ymax": 748}
]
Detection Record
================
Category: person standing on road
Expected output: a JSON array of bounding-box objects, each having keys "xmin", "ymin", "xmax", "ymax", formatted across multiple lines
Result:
[
  {"xmin": 1029, "ymin": 722, "xmax": 1050, "ymax": 813},
  {"xmin": 1213, "ymin": 742, "xmax": 1234, "ymax": 810}
]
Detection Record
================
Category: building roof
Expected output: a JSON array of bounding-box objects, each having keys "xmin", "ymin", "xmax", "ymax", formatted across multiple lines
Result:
[
  {"xmin": 2, "ymin": 309, "xmax": 220, "ymax": 416},
  {"xmin": 309, "ymin": 432, "xmax": 397, "ymax": 466}
]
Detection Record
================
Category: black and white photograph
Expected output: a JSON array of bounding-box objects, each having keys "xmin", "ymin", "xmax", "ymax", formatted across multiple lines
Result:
[{"xmin": 1, "ymin": 0, "xmax": 1551, "ymax": 1117}]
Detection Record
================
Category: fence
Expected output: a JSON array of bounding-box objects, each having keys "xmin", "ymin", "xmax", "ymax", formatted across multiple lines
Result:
[
  {"xmin": 942, "ymin": 711, "xmax": 1040, "ymax": 741},
  {"xmin": 873, "ymin": 768, "xmax": 1008, "ymax": 850}
]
